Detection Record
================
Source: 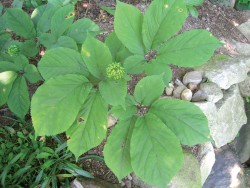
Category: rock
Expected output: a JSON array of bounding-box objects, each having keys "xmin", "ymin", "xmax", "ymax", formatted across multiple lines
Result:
[
  {"xmin": 180, "ymin": 88, "xmax": 192, "ymax": 101},
  {"xmin": 239, "ymin": 76, "xmax": 250, "ymax": 97},
  {"xmin": 238, "ymin": 21, "xmax": 250, "ymax": 41},
  {"xmin": 125, "ymin": 180, "xmax": 132, "ymax": 188},
  {"xmin": 173, "ymin": 85, "xmax": 186, "ymax": 99},
  {"xmin": 236, "ymin": 124, "xmax": 250, "ymax": 163},
  {"xmin": 195, "ymin": 85, "xmax": 247, "ymax": 148},
  {"xmin": 182, "ymin": 71, "xmax": 203, "ymax": 85},
  {"xmin": 192, "ymin": 90, "xmax": 207, "ymax": 102},
  {"xmin": 203, "ymin": 145, "xmax": 244, "ymax": 188},
  {"xmin": 132, "ymin": 152, "xmax": 202, "ymax": 188},
  {"xmin": 215, "ymin": 85, "xmax": 247, "ymax": 147},
  {"xmin": 200, "ymin": 82, "xmax": 223, "ymax": 103},
  {"xmin": 165, "ymin": 83, "xmax": 174, "ymax": 96},
  {"xmin": 209, "ymin": 0, "xmax": 236, "ymax": 7},
  {"xmin": 195, "ymin": 57, "xmax": 250, "ymax": 89},
  {"xmin": 108, "ymin": 114, "xmax": 117, "ymax": 128},
  {"xmin": 187, "ymin": 82, "xmax": 198, "ymax": 91},
  {"xmin": 127, "ymin": 174, "xmax": 132, "ymax": 181},
  {"xmin": 71, "ymin": 178, "xmax": 121, "ymax": 188},
  {"xmin": 175, "ymin": 79, "xmax": 185, "ymax": 86},
  {"xmin": 197, "ymin": 142, "xmax": 215, "ymax": 185},
  {"xmin": 244, "ymin": 168, "xmax": 250, "ymax": 188},
  {"xmin": 169, "ymin": 151, "xmax": 202, "ymax": 188},
  {"xmin": 232, "ymin": 41, "xmax": 250, "ymax": 56}
]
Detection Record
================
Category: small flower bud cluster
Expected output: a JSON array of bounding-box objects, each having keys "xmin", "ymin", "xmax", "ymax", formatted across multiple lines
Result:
[
  {"xmin": 8, "ymin": 45, "xmax": 20, "ymax": 57},
  {"xmin": 106, "ymin": 63, "xmax": 125, "ymax": 80}
]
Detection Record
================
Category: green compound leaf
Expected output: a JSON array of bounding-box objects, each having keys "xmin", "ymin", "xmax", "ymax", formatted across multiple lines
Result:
[
  {"xmin": 142, "ymin": 0, "xmax": 188, "ymax": 50},
  {"xmin": 0, "ymin": 61, "xmax": 19, "ymax": 72},
  {"xmin": 24, "ymin": 64, "xmax": 42, "ymax": 84},
  {"xmin": 0, "ymin": 71, "xmax": 17, "ymax": 106},
  {"xmin": 111, "ymin": 95, "xmax": 137, "ymax": 120},
  {"xmin": 81, "ymin": 36, "xmax": 112, "ymax": 80},
  {"xmin": 36, "ymin": 5, "xmax": 58, "ymax": 35},
  {"xmin": 114, "ymin": 1, "xmax": 144, "ymax": 55},
  {"xmin": 99, "ymin": 78, "xmax": 127, "ymax": 107},
  {"xmin": 134, "ymin": 75, "xmax": 164, "ymax": 106},
  {"xmin": 7, "ymin": 76, "xmax": 30, "ymax": 119},
  {"xmin": 67, "ymin": 91, "xmax": 108, "ymax": 159},
  {"xmin": 50, "ymin": 36, "xmax": 78, "ymax": 51},
  {"xmin": 20, "ymin": 40, "xmax": 39, "ymax": 57},
  {"xmin": 105, "ymin": 32, "xmax": 132, "ymax": 62},
  {"xmin": 38, "ymin": 33, "xmax": 57, "ymax": 49},
  {"xmin": 31, "ymin": 74, "xmax": 92, "ymax": 136},
  {"xmin": 104, "ymin": 117, "xmax": 137, "ymax": 181},
  {"xmin": 131, "ymin": 113, "xmax": 183, "ymax": 188},
  {"xmin": 124, "ymin": 55, "xmax": 146, "ymax": 74},
  {"xmin": 150, "ymin": 98, "xmax": 210, "ymax": 146},
  {"xmin": 31, "ymin": 4, "xmax": 47, "ymax": 27},
  {"xmin": 51, "ymin": 5, "xmax": 75, "ymax": 37},
  {"xmin": 157, "ymin": 29, "xmax": 222, "ymax": 67},
  {"xmin": 144, "ymin": 60, "xmax": 172, "ymax": 85},
  {"xmin": 5, "ymin": 8, "xmax": 36, "ymax": 39},
  {"xmin": 38, "ymin": 47, "xmax": 89, "ymax": 80},
  {"xmin": 185, "ymin": 0, "xmax": 204, "ymax": 6},
  {"xmin": 66, "ymin": 18, "xmax": 100, "ymax": 44}
]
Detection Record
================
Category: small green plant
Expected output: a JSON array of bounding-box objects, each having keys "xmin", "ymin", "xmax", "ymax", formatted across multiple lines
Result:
[
  {"xmin": 185, "ymin": 0, "xmax": 204, "ymax": 17},
  {"xmin": 0, "ymin": 2, "xmax": 100, "ymax": 119},
  {"xmin": 235, "ymin": 0, "xmax": 250, "ymax": 10},
  {"xmin": 0, "ymin": 55, "xmax": 42, "ymax": 119},
  {"xmin": 0, "ymin": 125, "xmax": 93, "ymax": 187},
  {"xmin": 30, "ymin": 0, "xmax": 221, "ymax": 187},
  {"xmin": 0, "ymin": 2, "xmax": 99, "ymax": 60}
]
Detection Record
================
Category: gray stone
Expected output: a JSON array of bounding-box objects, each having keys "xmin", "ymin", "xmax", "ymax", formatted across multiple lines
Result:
[
  {"xmin": 215, "ymin": 85, "xmax": 247, "ymax": 147},
  {"xmin": 200, "ymin": 82, "xmax": 223, "ymax": 103},
  {"xmin": 239, "ymin": 76, "xmax": 250, "ymax": 97},
  {"xmin": 192, "ymin": 90, "xmax": 207, "ymax": 102},
  {"xmin": 196, "ymin": 58, "xmax": 250, "ymax": 89},
  {"xmin": 203, "ymin": 145, "xmax": 244, "ymax": 188},
  {"xmin": 180, "ymin": 88, "xmax": 193, "ymax": 101},
  {"xmin": 238, "ymin": 21, "xmax": 250, "ymax": 41},
  {"xmin": 197, "ymin": 142, "xmax": 215, "ymax": 185},
  {"xmin": 182, "ymin": 71, "xmax": 203, "ymax": 85},
  {"xmin": 195, "ymin": 86, "xmax": 247, "ymax": 148},
  {"xmin": 232, "ymin": 41, "xmax": 250, "ymax": 56},
  {"xmin": 236, "ymin": 124, "xmax": 250, "ymax": 163},
  {"xmin": 209, "ymin": 0, "xmax": 236, "ymax": 7},
  {"xmin": 108, "ymin": 114, "xmax": 117, "ymax": 128},
  {"xmin": 244, "ymin": 168, "xmax": 250, "ymax": 188},
  {"xmin": 165, "ymin": 83, "xmax": 174, "ymax": 96},
  {"xmin": 173, "ymin": 85, "xmax": 186, "ymax": 99},
  {"xmin": 187, "ymin": 82, "xmax": 198, "ymax": 91},
  {"xmin": 71, "ymin": 178, "xmax": 121, "ymax": 188}
]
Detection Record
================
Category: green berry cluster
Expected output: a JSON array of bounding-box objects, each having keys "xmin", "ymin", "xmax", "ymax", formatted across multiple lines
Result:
[
  {"xmin": 7, "ymin": 45, "xmax": 20, "ymax": 57},
  {"xmin": 106, "ymin": 63, "xmax": 125, "ymax": 80}
]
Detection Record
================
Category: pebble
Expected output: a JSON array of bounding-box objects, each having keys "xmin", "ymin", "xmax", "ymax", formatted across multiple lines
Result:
[
  {"xmin": 165, "ymin": 83, "xmax": 174, "ymax": 96},
  {"xmin": 192, "ymin": 90, "xmax": 207, "ymax": 102},
  {"xmin": 181, "ymin": 88, "xmax": 193, "ymax": 101},
  {"xmin": 173, "ymin": 85, "xmax": 186, "ymax": 98},
  {"xmin": 125, "ymin": 180, "xmax": 132, "ymax": 188},
  {"xmin": 127, "ymin": 174, "xmax": 132, "ymax": 180},
  {"xmin": 187, "ymin": 82, "xmax": 198, "ymax": 91},
  {"xmin": 183, "ymin": 71, "xmax": 203, "ymax": 85},
  {"xmin": 108, "ymin": 114, "xmax": 117, "ymax": 128}
]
